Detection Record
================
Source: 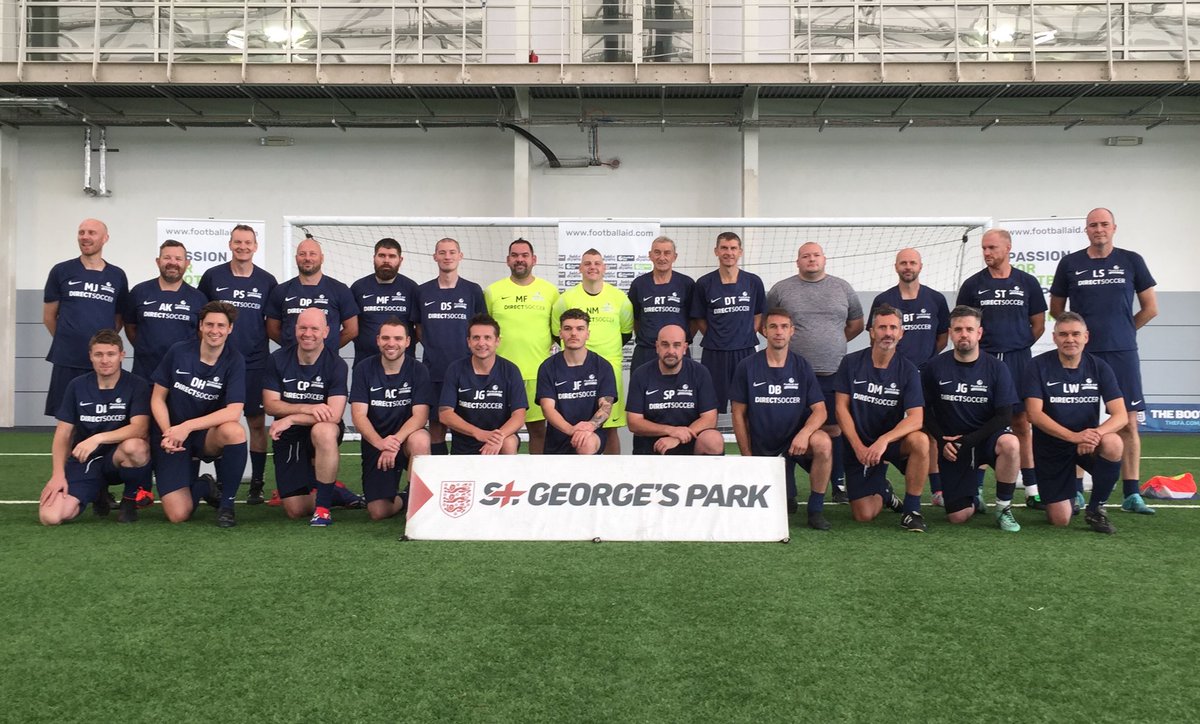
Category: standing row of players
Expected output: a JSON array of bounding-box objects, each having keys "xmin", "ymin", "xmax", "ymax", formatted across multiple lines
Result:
[{"xmin": 39, "ymin": 209, "xmax": 1157, "ymax": 533}]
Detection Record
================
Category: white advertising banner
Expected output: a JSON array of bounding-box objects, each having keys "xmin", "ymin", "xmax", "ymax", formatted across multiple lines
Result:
[
  {"xmin": 556, "ymin": 220, "xmax": 659, "ymax": 293},
  {"xmin": 156, "ymin": 218, "xmax": 268, "ymax": 287},
  {"xmin": 405, "ymin": 455, "xmax": 788, "ymax": 542},
  {"xmin": 998, "ymin": 217, "xmax": 1084, "ymax": 355}
]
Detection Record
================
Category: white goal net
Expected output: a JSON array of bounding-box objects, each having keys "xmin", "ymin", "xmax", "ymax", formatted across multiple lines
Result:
[{"xmin": 282, "ymin": 216, "xmax": 994, "ymax": 300}]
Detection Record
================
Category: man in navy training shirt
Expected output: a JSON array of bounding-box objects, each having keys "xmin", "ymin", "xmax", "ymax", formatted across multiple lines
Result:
[
  {"xmin": 438, "ymin": 314, "xmax": 527, "ymax": 455},
  {"xmin": 1050, "ymin": 207, "xmax": 1158, "ymax": 516},
  {"xmin": 922, "ymin": 305, "xmax": 1021, "ymax": 532},
  {"xmin": 536, "ymin": 308, "xmax": 618, "ymax": 455},
  {"xmin": 266, "ymin": 236, "xmax": 359, "ymax": 353},
  {"xmin": 870, "ymin": 248, "xmax": 950, "ymax": 368},
  {"xmin": 628, "ymin": 235, "xmax": 695, "ymax": 373},
  {"xmin": 149, "ymin": 301, "xmax": 248, "ymax": 528},
  {"xmin": 43, "ymin": 218, "xmax": 129, "ymax": 417},
  {"xmin": 626, "ymin": 325, "xmax": 724, "ymax": 456},
  {"xmin": 834, "ymin": 305, "xmax": 929, "ymax": 532},
  {"xmin": 689, "ymin": 231, "xmax": 766, "ymax": 413},
  {"xmin": 125, "ymin": 240, "xmax": 208, "ymax": 379},
  {"xmin": 1023, "ymin": 312, "xmax": 1127, "ymax": 535},
  {"xmin": 956, "ymin": 228, "xmax": 1047, "ymax": 509},
  {"xmin": 198, "ymin": 224, "xmax": 278, "ymax": 505},
  {"xmin": 416, "ymin": 237, "xmax": 488, "ymax": 456},
  {"xmin": 39, "ymin": 329, "xmax": 152, "ymax": 526},
  {"xmin": 730, "ymin": 308, "xmax": 833, "ymax": 530},
  {"xmin": 350, "ymin": 318, "xmax": 433, "ymax": 520},
  {"xmin": 264, "ymin": 307, "xmax": 350, "ymax": 526},
  {"xmin": 351, "ymin": 237, "xmax": 420, "ymax": 369}
]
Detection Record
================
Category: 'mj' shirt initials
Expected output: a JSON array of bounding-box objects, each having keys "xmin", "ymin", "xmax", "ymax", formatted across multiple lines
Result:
[
  {"xmin": 43, "ymin": 258, "xmax": 130, "ymax": 368},
  {"xmin": 152, "ymin": 340, "xmax": 246, "ymax": 425},
  {"xmin": 833, "ymin": 348, "xmax": 923, "ymax": 445}
]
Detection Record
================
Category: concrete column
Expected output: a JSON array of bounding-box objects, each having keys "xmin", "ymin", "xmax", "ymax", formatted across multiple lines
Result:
[
  {"xmin": 513, "ymin": 87, "xmax": 531, "ymax": 216},
  {"xmin": 741, "ymin": 86, "xmax": 760, "ymax": 218},
  {"xmin": 0, "ymin": 129, "xmax": 18, "ymax": 426}
]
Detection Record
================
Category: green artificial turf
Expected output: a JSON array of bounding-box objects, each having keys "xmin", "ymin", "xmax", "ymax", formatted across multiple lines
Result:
[{"xmin": 3, "ymin": 431, "xmax": 1198, "ymax": 722}]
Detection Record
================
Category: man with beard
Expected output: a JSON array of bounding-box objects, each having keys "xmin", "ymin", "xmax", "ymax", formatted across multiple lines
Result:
[
  {"xmin": 43, "ymin": 218, "xmax": 129, "ymax": 417},
  {"xmin": 198, "ymin": 224, "xmax": 278, "ymax": 504},
  {"xmin": 834, "ymin": 305, "xmax": 929, "ymax": 532},
  {"xmin": 350, "ymin": 318, "xmax": 433, "ymax": 520},
  {"xmin": 351, "ymin": 238, "xmax": 420, "ymax": 369},
  {"xmin": 922, "ymin": 306, "xmax": 1021, "ymax": 531},
  {"xmin": 266, "ymin": 236, "xmax": 359, "ymax": 353},
  {"xmin": 125, "ymin": 240, "xmax": 208, "ymax": 380},
  {"xmin": 484, "ymin": 239, "xmax": 559, "ymax": 453},
  {"xmin": 626, "ymin": 325, "xmax": 724, "ymax": 456}
]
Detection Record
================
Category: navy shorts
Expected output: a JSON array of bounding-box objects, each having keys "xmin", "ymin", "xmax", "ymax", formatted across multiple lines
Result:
[
  {"xmin": 633, "ymin": 438, "xmax": 697, "ymax": 456},
  {"xmin": 844, "ymin": 440, "xmax": 907, "ymax": 501},
  {"xmin": 65, "ymin": 444, "xmax": 121, "ymax": 505},
  {"xmin": 817, "ymin": 374, "xmax": 838, "ymax": 420},
  {"xmin": 152, "ymin": 429, "xmax": 216, "ymax": 496},
  {"xmin": 273, "ymin": 422, "xmax": 345, "ymax": 497},
  {"xmin": 1035, "ymin": 444, "xmax": 1101, "ymax": 504},
  {"xmin": 360, "ymin": 442, "xmax": 408, "ymax": 503},
  {"xmin": 45, "ymin": 364, "xmax": 91, "ymax": 417},
  {"xmin": 938, "ymin": 429, "xmax": 1013, "ymax": 505},
  {"xmin": 1093, "ymin": 350, "xmax": 1144, "ymax": 412},
  {"xmin": 630, "ymin": 346, "xmax": 657, "ymax": 375},
  {"xmin": 243, "ymin": 367, "xmax": 265, "ymax": 418},
  {"xmin": 544, "ymin": 430, "xmax": 607, "ymax": 455},
  {"xmin": 992, "ymin": 349, "xmax": 1031, "ymax": 413},
  {"xmin": 700, "ymin": 347, "xmax": 755, "ymax": 414},
  {"xmin": 429, "ymin": 380, "xmax": 444, "ymax": 420}
]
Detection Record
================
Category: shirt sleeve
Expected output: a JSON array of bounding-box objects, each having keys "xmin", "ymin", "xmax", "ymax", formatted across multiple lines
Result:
[
  {"xmin": 803, "ymin": 366, "xmax": 824, "ymax": 412},
  {"xmin": 329, "ymin": 356, "xmax": 349, "ymax": 397},
  {"xmin": 150, "ymin": 345, "xmax": 174, "ymax": 388},
  {"xmin": 598, "ymin": 357, "xmax": 618, "ymax": 403},
  {"xmin": 44, "ymin": 264, "xmax": 62, "ymax": 304},
  {"xmin": 338, "ymin": 283, "xmax": 360, "ymax": 320},
  {"xmin": 349, "ymin": 361, "xmax": 369, "ymax": 405},
  {"xmin": 727, "ymin": 356, "xmax": 750, "ymax": 405},
  {"xmin": 224, "ymin": 353, "xmax": 247, "ymax": 405},
  {"xmin": 751, "ymin": 276, "xmax": 767, "ymax": 316},
  {"xmin": 934, "ymin": 292, "xmax": 950, "ymax": 334},
  {"xmin": 901, "ymin": 361, "xmax": 924, "ymax": 410},
  {"xmin": 619, "ymin": 293, "xmax": 635, "ymax": 334},
  {"xmin": 1021, "ymin": 357, "xmax": 1045, "ymax": 402},
  {"xmin": 1049, "ymin": 256, "xmax": 1071, "ymax": 298},
  {"xmin": 832, "ymin": 355, "xmax": 852, "ymax": 394},
  {"xmin": 197, "ymin": 269, "xmax": 214, "ymax": 298},
  {"xmin": 470, "ymin": 283, "xmax": 486, "ymax": 317},
  {"xmin": 265, "ymin": 285, "xmax": 284, "ymax": 322},
  {"xmin": 1096, "ymin": 357, "xmax": 1124, "ymax": 404},
  {"xmin": 993, "ymin": 358, "xmax": 1018, "ymax": 409},
  {"xmin": 412, "ymin": 363, "xmax": 436, "ymax": 407},
  {"xmin": 689, "ymin": 276, "xmax": 707, "ymax": 319},
  {"xmin": 534, "ymin": 358, "xmax": 554, "ymax": 405},
  {"xmin": 1027, "ymin": 275, "xmax": 1049, "ymax": 315},
  {"xmin": 438, "ymin": 363, "xmax": 459, "ymax": 408},
  {"xmin": 127, "ymin": 376, "xmax": 151, "ymax": 418},
  {"xmin": 1131, "ymin": 252, "xmax": 1157, "ymax": 293},
  {"xmin": 262, "ymin": 353, "xmax": 283, "ymax": 393},
  {"xmin": 955, "ymin": 279, "xmax": 972, "ymax": 308},
  {"xmin": 550, "ymin": 296, "xmax": 565, "ymax": 337},
  {"xmin": 694, "ymin": 363, "xmax": 718, "ymax": 415},
  {"xmin": 508, "ymin": 362, "xmax": 528, "ymax": 411},
  {"xmin": 625, "ymin": 368, "xmax": 646, "ymax": 415},
  {"xmin": 55, "ymin": 377, "xmax": 78, "ymax": 424},
  {"xmin": 845, "ymin": 280, "xmax": 864, "ymax": 321},
  {"xmin": 113, "ymin": 270, "xmax": 130, "ymax": 320}
]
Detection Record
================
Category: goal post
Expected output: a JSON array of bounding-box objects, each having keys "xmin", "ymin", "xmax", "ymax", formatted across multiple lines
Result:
[{"xmin": 282, "ymin": 216, "xmax": 995, "ymax": 300}]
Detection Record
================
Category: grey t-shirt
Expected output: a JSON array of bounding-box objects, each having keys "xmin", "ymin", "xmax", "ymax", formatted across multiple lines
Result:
[{"xmin": 766, "ymin": 275, "xmax": 863, "ymax": 375}]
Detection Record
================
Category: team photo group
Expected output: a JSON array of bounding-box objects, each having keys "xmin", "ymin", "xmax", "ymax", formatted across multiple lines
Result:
[{"xmin": 38, "ymin": 208, "xmax": 1157, "ymax": 536}]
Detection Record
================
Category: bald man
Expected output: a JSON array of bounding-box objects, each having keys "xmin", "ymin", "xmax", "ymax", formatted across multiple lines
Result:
[
  {"xmin": 766, "ymin": 242, "xmax": 865, "ymax": 502},
  {"xmin": 266, "ymin": 237, "xmax": 359, "ymax": 353},
  {"xmin": 263, "ymin": 307, "xmax": 350, "ymax": 526},
  {"xmin": 957, "ymin": 228, "xmax": 1047, "ymax": 508},
  {"xmin": 1050, "ymin": 207, "xmax": 1159, "ymax": 515},
  {"xmin": 43, "ymin": 218, "xmax": 130, "ymax": 417},
  {"xmin": 870, "ymin": 248, "xmax": 949, "ymax": 367},
  {"xmin": 626, "ymin": 325, "xmax": 724, "ymax": 456}
]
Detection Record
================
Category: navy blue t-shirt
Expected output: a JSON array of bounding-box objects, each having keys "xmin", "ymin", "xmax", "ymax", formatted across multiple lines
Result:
[
  {"xmin": 416, "ymin": 277, "xmax": 487, "ymax": 381},
  {"xmin": 350, "ymin": 273, "xmax": 420, "ymax": 365},
  {"xmin": 626, "ymin": 356, "xmax": 718, "ymax": 453},
  {"xmin": 56, "ymin": 370, "xmax": 151, "ymax": 447},
  {"xmin": 439, "ymin": 355, "xmax": 528, "ymax": 444},
  {"xmin": 1049, "ymin": 248, "xmax": 1155, "ymax": 353},
  {"xmin": 1023, "ymin": 350, "xmax": 1122, "ymax": 449},
  {"xmin": 535, "ymin": 350, "xmax": 619, "ymax": 451},
  {"xmin": 833, "ymin": 348, "xmax": 924, "ymax": 446},
  {"xmin": 870, "ymin": 285, "xmax": 950, "ymax": 366},
  {"xmin": 689, "ymin": 270, "xmax": 766, "ymax": 350},
  {"xmin": 628, "ymin": 271, "xmax": 695, "ymax": 349},
  {"xmin": 956, "ymin": 268, "xmax": 1048, "ymax": 354},
  {"xmin": 263, "ymin": 346, "xmax": 349, "ymax": 408},
  {"xmin": 349, "ymin": 354, "xmax": 435, "ymax": 436},
  {"xmin": 198, "ymin": 263, "xmax": 278, "ymax": 370},
  {"xmin": 266, "ymin": 275, "xmax": 359, "ymax": 352},
  {"xmin": 151, "ymin": 340, "xmax": 246, "ymax": 426},
  {"xmin": 125, "ymin": 279, "xmax": 208, "ymax": 379},
  {"xmin": 921, "ymin": 351, "xmax": 1017, "ymax": 436},
  {"xmin": 43, "ymin": 259, "xmax": 130, "ymax": 368},
  {"xmin": 728, "ymin": 350, "xmax": 824, "ymax": 455}
]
